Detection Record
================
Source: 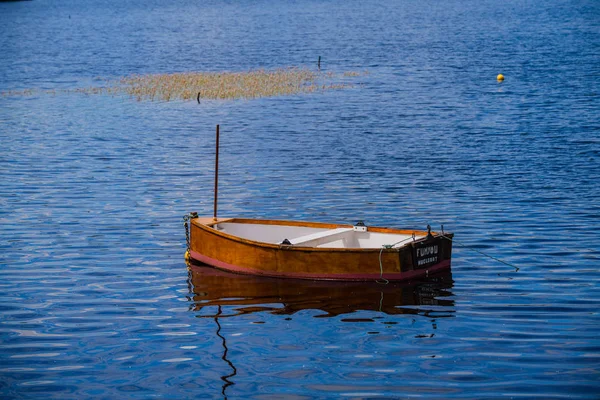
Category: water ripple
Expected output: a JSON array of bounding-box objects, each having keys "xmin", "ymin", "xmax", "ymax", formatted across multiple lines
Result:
[{"xmin": 1, "ymin": 0, "xmax": 599, "ymax": 398}]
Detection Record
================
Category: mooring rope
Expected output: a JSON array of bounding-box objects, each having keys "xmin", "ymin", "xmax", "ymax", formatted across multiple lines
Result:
[
  {"xmin": 439, "ymin": 234, "xmax": 520, "ymax": 272},
  {"xmin": 377, "ymin": 247, "xmax": 390, "ymax": 285},
  {"xmin": 377, "ymin": 237, "xmax": 415, "ymax": 285},
  {"xmin": 377, "ymin": 232, "xmax": 519, "ymax": 285}
]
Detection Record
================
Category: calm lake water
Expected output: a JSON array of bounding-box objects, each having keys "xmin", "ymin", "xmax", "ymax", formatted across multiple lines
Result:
[{"xmin": 1, "ymin": 0, "xmax": 599, "ymax": 398}]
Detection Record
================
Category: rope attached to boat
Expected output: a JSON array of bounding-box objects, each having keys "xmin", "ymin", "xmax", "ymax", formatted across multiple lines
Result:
[
  {"xmin": 377, "ymin": 236, "xmax": 416, "ymax": 285},
  {"xmin": 377, "ymin": 227, "xmax": 520, "ymax": 284},
  {"xmin": 438, "ymin": 234, "xmax": 520, "ymax": 272},
  {"xmin": 183, "ymin": 212, "xmax": 198, "ymax": 263},
  {"xmin": 377, "ymin": 248, "xmax": 390, "ymax": 285}
]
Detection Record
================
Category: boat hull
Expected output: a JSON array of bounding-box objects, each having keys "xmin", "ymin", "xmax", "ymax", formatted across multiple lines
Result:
[{"xmin": 188, "ymin": 217, "xmax": 453, "ymax": 281}]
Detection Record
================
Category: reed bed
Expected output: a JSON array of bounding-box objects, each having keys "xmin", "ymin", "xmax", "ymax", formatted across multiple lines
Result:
[
  {"xmin": 1, "ymin": 68, "xmax": 366, "ymax": 101},
  {"xmin": 117, "ymin": 68, "xmax": 347, "ymax": 101}
]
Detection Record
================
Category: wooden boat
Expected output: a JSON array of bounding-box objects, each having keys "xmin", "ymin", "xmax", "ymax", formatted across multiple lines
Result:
[
  {"xmin": 184, "ymin": 125, "xmax": 453, "ymax": 281},
  {"xmin": 186, "ymin": 215, "xmax": 452, "ymax": 281}
]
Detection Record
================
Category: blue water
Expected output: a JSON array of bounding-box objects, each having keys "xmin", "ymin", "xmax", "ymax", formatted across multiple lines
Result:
[{"xmin": 1, "ymin": 0, "xmax": 599, "ymax": 398}]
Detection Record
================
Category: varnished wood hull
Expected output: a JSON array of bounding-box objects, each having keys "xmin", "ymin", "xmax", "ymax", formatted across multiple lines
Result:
[{"xmin": 189, "ymin": 217, "xmax": 453, "ymax": 281}]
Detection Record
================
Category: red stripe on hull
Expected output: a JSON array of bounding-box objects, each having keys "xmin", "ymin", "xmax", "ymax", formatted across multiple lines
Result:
[{"xmin": 189, "ymin": 250, "xmax": 451, "ymax": 282}]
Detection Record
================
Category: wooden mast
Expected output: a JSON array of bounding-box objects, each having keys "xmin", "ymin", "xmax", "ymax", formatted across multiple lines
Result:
[{"xmin": 213, "ymin": 124, "xmax": 220, "ymax": 221}]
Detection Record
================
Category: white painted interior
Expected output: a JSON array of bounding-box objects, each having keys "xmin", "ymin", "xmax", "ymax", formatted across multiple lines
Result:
[
  {"xmin": 213, "ymin": 222, "xmax": 326, "ymax": 244},
  {"xmin": 213, "ymin": 222, "xmax": 424, "ymax": 249}
]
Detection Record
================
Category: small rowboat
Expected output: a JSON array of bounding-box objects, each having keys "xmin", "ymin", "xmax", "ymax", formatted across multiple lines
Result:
[
  {"xmin": 186, "ymin": 215, "xmax": 453, "ymax": 281},
  {"xmin": 184, "ymin": 126, "xmax": 453, "ymax": 281}
]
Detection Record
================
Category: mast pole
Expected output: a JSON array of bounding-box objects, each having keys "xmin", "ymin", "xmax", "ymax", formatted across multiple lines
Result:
[{"xmin": 213, "ymin": 124, "xmax": 219, "ymax": 221}]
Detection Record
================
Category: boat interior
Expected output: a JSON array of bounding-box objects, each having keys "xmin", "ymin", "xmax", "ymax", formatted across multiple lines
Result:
[{"xmin": 212, "ymin": 222, "xmax": 422, "ymax": 249}]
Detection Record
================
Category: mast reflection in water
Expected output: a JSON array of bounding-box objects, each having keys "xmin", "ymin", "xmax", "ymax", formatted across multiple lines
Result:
[{"xmin": 213, "ymin": 305, "xmax": 236, "ymax": 399}]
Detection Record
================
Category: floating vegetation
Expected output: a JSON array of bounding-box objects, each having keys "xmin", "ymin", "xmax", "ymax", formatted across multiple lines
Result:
[
  {"xmin": 1, "ymin": 67, "xmax": 368, "ymax": 102},
  {"xmin": 120, "ymin": 68, "xmax": 328, "ymax": 101}
]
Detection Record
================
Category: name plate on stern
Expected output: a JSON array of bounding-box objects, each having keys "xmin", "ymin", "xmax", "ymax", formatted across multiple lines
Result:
[{"xmin": 412, "ymin": 239, "xmax": 440, "ymax": 270}]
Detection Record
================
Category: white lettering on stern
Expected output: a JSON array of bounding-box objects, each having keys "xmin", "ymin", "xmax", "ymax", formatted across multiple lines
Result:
[
  {"xmin": 416, "ymin": 245, "xmax": 439, "ymax": 266},
  {"xmin": 416, "ymin": 245, "xmax": 438, "ymax": 258}
]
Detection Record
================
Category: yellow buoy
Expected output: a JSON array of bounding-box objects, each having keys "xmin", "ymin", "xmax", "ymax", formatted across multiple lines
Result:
[
  {"xmin": 497, "ymin": 74, "xmax": 505, "ymax": 82},
  {"xmin": 184, "ymin": 250, "xmax": 190, "ymax": 263}
]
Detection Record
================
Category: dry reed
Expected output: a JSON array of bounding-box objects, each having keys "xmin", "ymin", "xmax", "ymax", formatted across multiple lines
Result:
[
  {"xmin": 1, "ymin": 67, "xmax": 366, "ymax": 102},
  {"xmin": 117, "ymin": 68, "xmax": 346, "ymax": 101}
]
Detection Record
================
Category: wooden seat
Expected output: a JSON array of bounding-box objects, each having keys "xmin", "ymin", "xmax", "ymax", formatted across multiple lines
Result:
[{"xmin": 287, "ymin": 227, "xmax": 354, "ymax": 246}]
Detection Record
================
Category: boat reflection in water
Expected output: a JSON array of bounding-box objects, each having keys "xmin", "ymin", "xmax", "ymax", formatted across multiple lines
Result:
[
  {"xmin": 187, "ymin": 263, "xmax": 454, "ymax": 398},
  {"xmin": 187, "ymin": 262, "xmax": 454, "ymax": 318}
]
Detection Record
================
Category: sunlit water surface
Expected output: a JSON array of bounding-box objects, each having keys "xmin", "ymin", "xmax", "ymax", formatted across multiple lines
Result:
[{"xmin": 1, "ymin": 0, "xmax": 599, "ymax": 398}]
